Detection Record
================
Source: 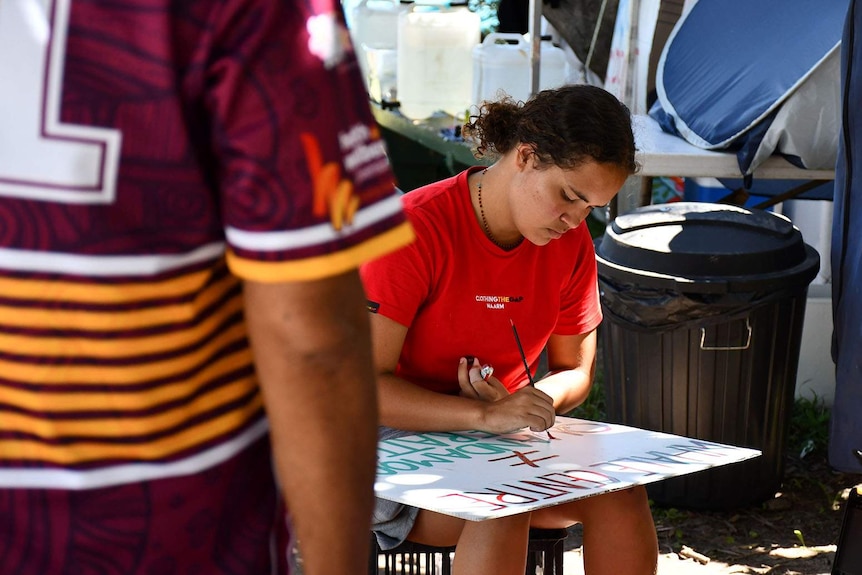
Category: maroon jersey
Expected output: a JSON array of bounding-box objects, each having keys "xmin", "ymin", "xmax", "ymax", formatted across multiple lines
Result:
[{"xmin": 0, "ymin": 0, "xmax": 412, "ymax": 572}]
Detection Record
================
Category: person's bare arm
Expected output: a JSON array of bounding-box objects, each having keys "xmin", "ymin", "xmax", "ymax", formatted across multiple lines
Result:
[
  {"xmin": 371, "ymin": 312, "xmax": 555, "ymax": 433},
  {"xmin": 243, "ymin": 271, "xmax": 378, "ymax": 575},
  {"xmin": 535, "ymin": 330, "xmax": 598, "ymax": 414}
]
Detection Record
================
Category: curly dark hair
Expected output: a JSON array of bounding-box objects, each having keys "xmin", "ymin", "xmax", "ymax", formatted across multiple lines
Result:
[{"xmin": 463, "ymin": 85, "xmax": 638, "ymax": 175}]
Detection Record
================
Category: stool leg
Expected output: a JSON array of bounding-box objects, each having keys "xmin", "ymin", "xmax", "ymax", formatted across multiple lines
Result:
[
  {"xmin": 369, "ymin": 536, "xmax": 379, "ymax": 575},
  {"xmin": 525, "ymin": 528, "xmax": 568, "ymax": 575},
  {"xmin": 551, "ymin": 538, "xmax": 564, "ymax": 575},
  {"xmin": 525, "ymin": 550, "xmax": 537, "ymax": 575}
]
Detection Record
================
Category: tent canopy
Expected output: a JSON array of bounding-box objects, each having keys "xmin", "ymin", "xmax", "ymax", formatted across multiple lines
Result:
[{"xmin": 650, "ymin": 0, "xmax": 847, "ymax": 176}]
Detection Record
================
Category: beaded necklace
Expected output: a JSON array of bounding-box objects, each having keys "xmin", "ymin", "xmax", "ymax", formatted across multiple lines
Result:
[{"xmin": 476, "ymin": 168, "xmax": 524, "ymax": 250}]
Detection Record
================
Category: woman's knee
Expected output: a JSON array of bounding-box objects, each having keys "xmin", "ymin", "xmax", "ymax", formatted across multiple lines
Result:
[
  {"xmin": 590, "ymin": 486, "xmax": 651, "ymax": 517},
  {"xmin": 595, "ymin": 485, "xmax": 647, "ymax": 504},
  {"xmin": 408, "ymin": 510, "xmax": 465, "ymax": 547},
  {"xmin": 542, "ymin": 486, "xmax": 651, "ymax": 526}
]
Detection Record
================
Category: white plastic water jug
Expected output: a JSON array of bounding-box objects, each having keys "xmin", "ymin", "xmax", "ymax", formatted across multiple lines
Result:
[
  {"xmin": 350, "ymin": 0, "xmax": 405, "ymax": 51},
  {"xmin": 349, "ymin": 0, "xmax": 412, "ymax": 100},
  {"xmin": 396, "ymin": 3, "xmax": 480, "ymax": 120},
  {"xmin": 471, "ymin": 33, "xmax": 569, "ymax": 109},
  {"xmin": 536, "ymin": 36, "xmax": 569, "ymax": 92}
]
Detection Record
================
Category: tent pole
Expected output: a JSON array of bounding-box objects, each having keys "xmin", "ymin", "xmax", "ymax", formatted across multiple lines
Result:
[{"xmin": 528, "ymin": 0, "xmax": 542, "ymax": 98}]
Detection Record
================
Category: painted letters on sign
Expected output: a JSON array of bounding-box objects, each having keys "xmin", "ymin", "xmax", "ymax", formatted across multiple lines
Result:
[{"xmin": 374, "ymin": 417, "xmax": 761, "ymax": 521}]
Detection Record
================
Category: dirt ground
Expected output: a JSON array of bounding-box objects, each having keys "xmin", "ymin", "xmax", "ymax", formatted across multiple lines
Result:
[{"xmin": 562, "ymin": 451, "xmax": 861, "ymax": 575}]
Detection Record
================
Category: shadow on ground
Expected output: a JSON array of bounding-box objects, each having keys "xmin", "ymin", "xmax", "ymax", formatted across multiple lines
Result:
[{"xmin": 563, "ymin": 453, "xmax": 860, "ymax": 575}]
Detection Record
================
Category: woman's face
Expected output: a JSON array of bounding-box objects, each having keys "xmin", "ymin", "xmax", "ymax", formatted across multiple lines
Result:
[{"xmin": 509, "ymin": 149, "xmax": 628, "ymax": 246}]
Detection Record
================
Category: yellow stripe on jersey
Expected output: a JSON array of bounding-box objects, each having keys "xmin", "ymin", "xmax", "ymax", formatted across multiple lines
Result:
[
  {"xmin": 0, "ymin": 400, "xmax": 264, "ymax": 464},
  {"xmin": 0, "ymin": 297, "xmax": 244, "ymax": 358},
  {"xmin": 1, "ymin": 375, "xmax": 259, "ymax": 439},
  {"xmin": 1, "ymin": 347, "xmax": 254, "ymax": 409},
  {"xmin": 0, "ymin": 271, "xmax": 239, "ymax": 331},
  {"xmin": 0, "ymin": 269, "xmax": 212, "ymax": 303},
  {"xmin": 227, "ymin": 220, "xmax": 415, "ymax": 282},
  {"xmin": 0, "ymin": 261, "xmax": 262, "ymax": 469},
  {"xmin": 0, "ymin": 322, "xmax": 251, "ymax": 384}
]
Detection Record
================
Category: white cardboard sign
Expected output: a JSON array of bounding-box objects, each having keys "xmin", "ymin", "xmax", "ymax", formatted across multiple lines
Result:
[{"xmin": 375, "ymin": 416, "xmax": 761, "ymax": 521}]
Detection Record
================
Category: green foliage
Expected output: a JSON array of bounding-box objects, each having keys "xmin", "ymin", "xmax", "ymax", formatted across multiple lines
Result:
[
  {"xmin": 567, "ymin": 368, "xmax": 606, "ymax": 421},
  {"xmin": 649, "ymin": 505, "xmax": 687, "ymax": 542},
  {"xmin": 586, "ymin": 211, "xmax": 608, "ymax": 240},
  {"xmin": 468, "ymin": 0, "xmax": 500, "ymax": 36},
  {"xmin": 787, "ymin": 394, "xmax": 831, "ymax": 459},
  {"xmin": 651, "ymin": 506, "xmax": 685, "ymax": 522}
]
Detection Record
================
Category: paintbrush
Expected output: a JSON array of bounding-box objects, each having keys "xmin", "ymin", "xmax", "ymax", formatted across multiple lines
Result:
[{"xmin": 509, "ymin": 319, "xmax": 555, "ymax": 440}]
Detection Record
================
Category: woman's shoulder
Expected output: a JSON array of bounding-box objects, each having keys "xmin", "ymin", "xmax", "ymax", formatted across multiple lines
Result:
[
  {"xmin": 400, "ymin": 171, "xmax": 475, "ymax": 239},
  {"xmin": 401, "ymin": 170, "xmax": 469, "ymax": 213}
]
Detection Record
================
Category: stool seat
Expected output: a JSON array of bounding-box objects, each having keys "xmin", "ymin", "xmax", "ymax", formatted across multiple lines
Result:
[{"xmin": 370, "ymin": 527, "xmax": 568, "ymax": 575}]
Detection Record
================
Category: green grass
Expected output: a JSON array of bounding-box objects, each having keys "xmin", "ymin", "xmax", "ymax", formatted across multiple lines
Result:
[
  {"xmin": 566, "ymin": 366, "xmax": 607, "ymax": 421},
  {"xmin": 787, "ymin": 394, "xmax": 831, "ymax": 459}
]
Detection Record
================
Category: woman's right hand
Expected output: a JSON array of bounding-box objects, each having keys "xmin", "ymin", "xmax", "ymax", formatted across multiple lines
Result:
[
  {"xmin": 478, "ymin": 385, "xmax": 556, "ymax": 434},
  {"xmin": 457, "ymin": 357, "xmax": 555, "ymax": 433}
]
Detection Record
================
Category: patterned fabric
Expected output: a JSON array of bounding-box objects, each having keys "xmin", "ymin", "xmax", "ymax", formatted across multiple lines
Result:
[
  {"xmin": 0, "ymin": 0, "xmax": 411, "ymax": 486},
  {"xmin": 0, "ymin": 0, "xmax": 412, "ymax": 572},
  {"xmin": 0, "ymin": 436, "xmax": 289, "ymax": 575}
]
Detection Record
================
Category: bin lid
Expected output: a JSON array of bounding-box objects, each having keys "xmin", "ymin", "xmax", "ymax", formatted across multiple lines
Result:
[{"xmin": 595, "ymin": 202, "xmax": 820, "ymax": 293}]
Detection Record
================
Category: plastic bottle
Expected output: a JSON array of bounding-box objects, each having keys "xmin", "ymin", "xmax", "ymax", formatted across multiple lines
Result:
[
  {"xmin": 537, "ymin": 36, "xmax": 569, "ymax": 92},
  {"xmin": 350, "ymin": 0, "xmax": 402, "ymax": 53},
  {"xmin": 471, "ymin": 33, "xmax": 569, "ymax": 109},
  {"xmin": 349, "ymin": 0, "xmax": 412, "ymax": 101},
  {"xmin": 396, "ymin": 2, "xmax": 481, "ymax": 120}
]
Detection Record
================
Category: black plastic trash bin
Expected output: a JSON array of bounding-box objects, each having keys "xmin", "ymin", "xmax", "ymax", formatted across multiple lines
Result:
[{"xmin": 594, "ymin": 202, "xmax": 820, "ymax": 510}]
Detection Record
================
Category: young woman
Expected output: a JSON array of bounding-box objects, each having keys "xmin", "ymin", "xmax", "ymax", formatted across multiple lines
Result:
[{"xmin": 361, "ymin": 85, "xmax": 658, "ymax": 575}]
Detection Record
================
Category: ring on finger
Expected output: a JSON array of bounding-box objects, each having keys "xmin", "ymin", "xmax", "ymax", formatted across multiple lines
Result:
[{"xmin": 480, "ymin": 364, "xmax": 494, "ymax": 381}]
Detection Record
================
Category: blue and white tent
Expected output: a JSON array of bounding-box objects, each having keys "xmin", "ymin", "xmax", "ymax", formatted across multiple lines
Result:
[{"xmin": 650, "ymin": 0, "xmax": 847, "ymax": 178}]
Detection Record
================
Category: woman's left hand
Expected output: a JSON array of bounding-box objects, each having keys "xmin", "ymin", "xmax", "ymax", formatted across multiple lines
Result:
[{"xmin": 457, "ymin": 356, "xmax": 509, "ymax": 402}]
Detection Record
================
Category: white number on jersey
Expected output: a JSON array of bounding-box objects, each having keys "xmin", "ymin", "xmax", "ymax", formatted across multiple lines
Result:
[{"xmin": 0, "ymin": 0, "xmax": 121, "ymax": 203}]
